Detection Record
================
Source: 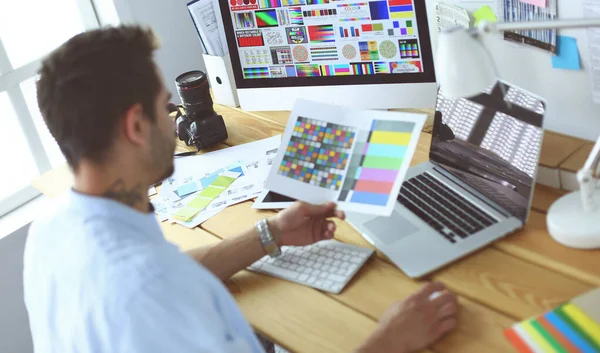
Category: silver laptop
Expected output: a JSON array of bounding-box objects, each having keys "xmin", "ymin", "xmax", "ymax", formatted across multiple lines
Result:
[{"xmin": 346, "ymin": 81, "xmax": 546, "ymax": 278}]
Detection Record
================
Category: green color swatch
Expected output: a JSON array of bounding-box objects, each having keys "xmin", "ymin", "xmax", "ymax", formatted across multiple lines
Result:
[
  {"xmin": 362, "ymin": 156, "xmax": 403, "ymax": 170},
  {"xmin": 187, "ymin": 197, "xmax": 211, "ymax": 210},
  {"xmin": 199, "ymin": 186, "xmax": 224, "ymax": 198},
  {"xmin": 173, "ymin": 207, "xmax": 201, "ymax": 222},
  {"xmin": 212, "ymin": 175, "xmax": 236, "ymax": 188}
]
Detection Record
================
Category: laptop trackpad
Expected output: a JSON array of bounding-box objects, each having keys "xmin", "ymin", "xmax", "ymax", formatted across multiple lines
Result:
[{"xmin": 364, "ymin": 212, "xmax": 420, "ymax": 245}]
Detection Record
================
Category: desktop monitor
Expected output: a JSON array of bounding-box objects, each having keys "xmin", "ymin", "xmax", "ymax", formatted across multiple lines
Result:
[{"xmin": 219, "ymin": 0, "xmax": 436, "ymax": 111}]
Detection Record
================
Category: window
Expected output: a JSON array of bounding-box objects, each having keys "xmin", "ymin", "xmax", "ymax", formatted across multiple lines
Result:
[{"xmin": 0, "ymin": 0, "xmax": 100, "ymax": 217}]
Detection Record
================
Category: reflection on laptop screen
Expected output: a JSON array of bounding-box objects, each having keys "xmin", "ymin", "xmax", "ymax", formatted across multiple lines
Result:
[{"xmin": 431, "ymin": 81, "xmax": 546, "ymax": 221}]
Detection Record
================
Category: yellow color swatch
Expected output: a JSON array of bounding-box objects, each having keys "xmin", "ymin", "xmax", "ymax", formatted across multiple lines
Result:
[
  {"xmin": 521, "ymin": 321, "xmax": 558, "ymax": 353},
  {"xmin": 370, "ymin": 131, "xmax": 411, "ymax": 145},
  {"xmin": 173, "ymin": 207, "xmax": 201, "ymax": 222},
  {"xmin": 562, "ymin": 303, "xmax": 600, "ymax": 346}
]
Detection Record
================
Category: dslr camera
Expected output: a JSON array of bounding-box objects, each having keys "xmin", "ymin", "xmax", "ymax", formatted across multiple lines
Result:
[{"xmin": 174, "ymin": 70, "xmax": 228, "ymax": 150}]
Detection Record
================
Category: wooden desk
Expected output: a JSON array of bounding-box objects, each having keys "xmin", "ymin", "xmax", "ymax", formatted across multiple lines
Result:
[{"xmin": 31, "ymin": 105, "xmax": 600, "ymax": 353}]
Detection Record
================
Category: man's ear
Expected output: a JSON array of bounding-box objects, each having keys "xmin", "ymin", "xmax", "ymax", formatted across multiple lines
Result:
[{"xmin": 121, "ymin": 103, "xmax": 149, "ymax": 147}]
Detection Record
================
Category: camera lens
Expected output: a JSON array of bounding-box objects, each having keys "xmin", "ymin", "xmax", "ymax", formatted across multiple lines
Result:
[{"xmin": 175, "ymin": 70, "xmax": 214, "ymax": 118}]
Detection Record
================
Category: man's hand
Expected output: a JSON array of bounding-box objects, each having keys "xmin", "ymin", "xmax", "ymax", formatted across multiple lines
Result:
[
  {"xmin": 356, "ymin": 282, "xmax": 459, "ymax": 353},
  {"xmin": 269, "ymin": 201, "xmax": 345, "ymax": 247}
]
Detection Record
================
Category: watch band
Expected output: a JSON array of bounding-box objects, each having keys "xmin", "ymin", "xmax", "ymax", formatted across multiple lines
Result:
[{"xmin": 256, "ymin": 218, "xmax": 282, "ymax": 258}]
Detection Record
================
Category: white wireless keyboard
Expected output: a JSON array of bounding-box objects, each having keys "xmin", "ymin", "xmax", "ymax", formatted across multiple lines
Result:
[{"xmin": 248, "ymin": 240, "xmax": 373, "ymax": 294}]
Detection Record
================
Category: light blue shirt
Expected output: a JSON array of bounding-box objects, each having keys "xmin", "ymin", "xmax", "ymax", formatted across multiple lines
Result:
[{"xmin": 23, "ymin": 190, "xmax": 264, "ymax": 353}]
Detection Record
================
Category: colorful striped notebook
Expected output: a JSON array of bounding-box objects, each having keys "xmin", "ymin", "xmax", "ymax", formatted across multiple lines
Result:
[{"xmin": 505, "ymin": 288, "xmax": 600, "ymax": 353}]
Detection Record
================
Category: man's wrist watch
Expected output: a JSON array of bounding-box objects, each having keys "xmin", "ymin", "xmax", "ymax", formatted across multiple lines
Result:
[{"xmin": 256, "ymin": 218, "xmax": 282, "ymax": 258}]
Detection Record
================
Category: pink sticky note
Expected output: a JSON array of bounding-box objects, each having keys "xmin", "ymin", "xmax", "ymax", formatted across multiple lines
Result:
[{"xmin": 521, "ymin": 0, "xmax": 547, "ymax": 7}]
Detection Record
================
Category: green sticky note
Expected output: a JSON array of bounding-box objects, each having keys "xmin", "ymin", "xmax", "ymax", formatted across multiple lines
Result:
[
  {"xmin": 212, "ymin": 175, "xmax": 236, "ymax": 188},
  {"xmin": 173, "ymin": 207, "xmax": 201, "ymax": 221},
  {"xmin": 473, "ymin": 5, "xmax": 497, "ymax": 26},
  {"xmin": 188, "ymin": 197, "xmax": 211, "ymax": 210},
  {"xmin": 198, "ymin": 186, "xmax": 224, "ymax": 198}
]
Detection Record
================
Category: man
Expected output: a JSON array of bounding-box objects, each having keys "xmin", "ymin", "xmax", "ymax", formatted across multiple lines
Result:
[{"xmin": 23, "ymin": 26, "xmax": 459, "ymax": 353}]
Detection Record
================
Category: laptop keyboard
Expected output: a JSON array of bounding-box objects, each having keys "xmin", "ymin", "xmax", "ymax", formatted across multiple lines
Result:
[{"xmin": 398, "ymin": 173, "xmax": 498, "ymax": 243}]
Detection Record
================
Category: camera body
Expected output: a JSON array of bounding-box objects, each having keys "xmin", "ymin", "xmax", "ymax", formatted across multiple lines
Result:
[{"xmin": 174, "ymin": 70, "xmax": 228, "ymax": 150}]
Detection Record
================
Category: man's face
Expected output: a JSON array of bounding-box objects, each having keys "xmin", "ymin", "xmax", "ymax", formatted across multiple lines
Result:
[{"xmin": 148, "ymin": 77, "xmax": 176, "ymax": 184}]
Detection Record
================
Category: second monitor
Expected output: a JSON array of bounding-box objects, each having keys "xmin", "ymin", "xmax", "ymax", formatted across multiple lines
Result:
[{"xmin": 220, "ymin": 0, "xmax": 437, "ymax": 111}]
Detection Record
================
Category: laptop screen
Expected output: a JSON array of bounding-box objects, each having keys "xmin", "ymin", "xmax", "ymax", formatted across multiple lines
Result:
[{"xmin": 430, "ymin": 81, "xmax": 546, "ymax": 222}]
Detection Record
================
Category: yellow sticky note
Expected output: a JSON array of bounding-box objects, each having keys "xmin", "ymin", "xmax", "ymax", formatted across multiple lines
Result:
[{"xmin": 474, "ymin": 5, "xmax": 497, "ymax": 26}]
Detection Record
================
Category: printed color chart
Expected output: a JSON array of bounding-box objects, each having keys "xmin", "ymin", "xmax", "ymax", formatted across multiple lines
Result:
[
  {"xmin": 339, "ymin": 121, "xmax": 413, "ymax": 206},
  {"xmin": 267, "ymin": 100, "xmax": 425, "ymax": 216},
  {"xmin": 278, "ymin": 117, "xmax": 356, "ymax": 190}
]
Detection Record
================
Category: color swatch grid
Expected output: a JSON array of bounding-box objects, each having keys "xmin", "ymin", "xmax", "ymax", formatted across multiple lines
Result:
[
  {"xmin": 338, "ymin": 120, "xmax": 414, "ymax": 206},
  {"xmin": 399, "ymin": 39, "xmax": 419, "ymax": 58},
  {"xmin": 359, "ymin": 41, "xmax": 379, "ymax": 60},
  {"xmin": 504, "ymin": 303, "xmax": 600, "ymax": 353},
  {"xmin": 278, "ymin": 117, "xmax": 356, "ymax": 190},
  {"xmin": 388, "ymin": 20, "xmax": 414, "ymax": 36}
]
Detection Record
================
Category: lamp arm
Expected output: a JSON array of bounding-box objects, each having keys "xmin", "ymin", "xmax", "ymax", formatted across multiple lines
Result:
[
  {"xmin": 478, "ymin": 18, "xmax": 600, "ymax": 34},
  {"xmin": 577, "ymin": 136, "xmax": 600, "ymax": 212}
]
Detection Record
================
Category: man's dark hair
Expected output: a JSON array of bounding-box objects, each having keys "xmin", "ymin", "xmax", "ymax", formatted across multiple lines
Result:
[{"xmin": 37, "ymin": 26, "xmax": 161, "ymax": 169}]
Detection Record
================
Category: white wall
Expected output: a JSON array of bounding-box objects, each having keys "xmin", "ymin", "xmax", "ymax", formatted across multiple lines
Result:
[
  {"xmin": 109, "ymin": 0, "xmax": 207, "ymax": 103},
  {"xmin": 0, "ymin": 224, "xmax": 33, "ymax": 353},
  {"xmin": 426, "ymin": 0, "xmax": 600, "ymax": 141}
]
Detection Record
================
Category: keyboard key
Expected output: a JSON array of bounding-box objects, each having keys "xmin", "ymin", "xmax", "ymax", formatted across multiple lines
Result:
[
  {"xmin": 260, "ymin": 263, "xmax": 299, "ymax": 280},
  {"xmin": 298, "ymin": 274, "xmax": 309, "ymax": 282},
  {"xmin": 328, "ymin": 273, "xmax": 347, "ymax": 282}
]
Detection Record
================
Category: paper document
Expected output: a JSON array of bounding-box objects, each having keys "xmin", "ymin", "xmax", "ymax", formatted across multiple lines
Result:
[
  {"xmin": 188, "ymin": 0, "xmax": 228, "ymax": 56},
  {"xmin": 266, "ymin": 100, "xmax": 425, "ymax": 216},
  {"xmin": 435, "ymin": 2, "xmax": 470, "ymax": 33},
  {"xmin": 172, "ymin": 135, "xmax": 281, "ymax": 181},
  {"xmin": 583, "ymin": 0, "xmax": 600, "ymax": 103}
]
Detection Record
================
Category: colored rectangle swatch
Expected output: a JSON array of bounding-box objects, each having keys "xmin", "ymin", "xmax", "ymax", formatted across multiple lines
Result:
[
  {"xmin": 369, "ymin": 1, "xmax": 389, "ymax": 20},
  {"xmin": 374, "ymin": 62, "xmax": 390, "ymax": 74},
  {"xmin": 259, "ymin": 0, "xmax": 282, "ymax": 8},
  {"xmin": 350, "ymin": 62, "xmax": 374, "ymax": 75},
  {"xmin": 288, "ymin": 6, "xmax": 304, "ymax": 24},
  {"xmin": 244, "ymin": 67, "xmax": 270, "ymax": 78},
  {"xmin": 234, "ymin": 12, "xmax": 256, "ymax": 29},
  {"xmin": 296, "ymin": 64, "xmax": 321, "ymax": 77},
  {"xmin": 359, "ymin": 41, "xmax": 379, "ymax": 60},
  {"xmin": 505, "ymin": 302, "xmax": 600, "ymax": 353},
  {"xmin": 308, "ymin": 25, "xmax": 335, "ymax": 43},
  {"xmin": 255, "ymin": 9, "xmax": 279, "ymax": 27},
  {"xmin": 236, "ymin": 30, "xmax": 264, "ymax": 47},
  {"xmin": 349, "ymin": 191, "xmax": 389, "ymax": 206},
  {"xmin": 307, "ymin": 0, "xmax": 328, "ymax": 4},
  {"xmin": 310, "ymin": 46, "xmax": 339, "ymax": 61},
  {"xmin": 320, "ymin": 64, "xmax": 351, "ymax": 76},
  {"xmin": 339, "ymin": 120, "xmax": 415, "ymax": 207},
  {"xmin": 370, "ymin": 131, "xmax": 411, "ymax": 145}
]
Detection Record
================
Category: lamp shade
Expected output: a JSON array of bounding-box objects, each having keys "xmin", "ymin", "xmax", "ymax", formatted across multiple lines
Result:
[{"xmin": 436, "ymin": 28, "xmax": 497, "ymax": 98}]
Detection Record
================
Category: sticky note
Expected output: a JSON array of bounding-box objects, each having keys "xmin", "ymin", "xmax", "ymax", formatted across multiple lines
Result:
[
  {"xmin": 552, "ymin": 36, "xmax": 580, "ymax": 71},
  {"xmin": 521, "ymin": 0, "xmax": 547, "ymax": 7},
  {"xmin": 173, "ymin": 207, "xmax": 201, "ymax": 222},
  {"xmin": 473, "ymin": 5, "xmax": 497, "ymax": 26},
  {"xmin": 176, "ymin": 182, "xmax": 198, "ymax": 197}
]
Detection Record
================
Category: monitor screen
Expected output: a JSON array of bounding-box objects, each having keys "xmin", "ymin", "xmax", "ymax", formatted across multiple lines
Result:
[
  {"xmin": 220, "ymin": 0, "xmax": 435, "ymax": 89},
  {"xmin": 431, "ymin": 82, "xmax": 546, "ymax": 221}
]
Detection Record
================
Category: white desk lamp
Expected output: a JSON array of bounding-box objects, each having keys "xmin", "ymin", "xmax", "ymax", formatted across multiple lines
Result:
[{"xmin": 437, "ymin": 18, "xmax": 600, "ymax": 249}]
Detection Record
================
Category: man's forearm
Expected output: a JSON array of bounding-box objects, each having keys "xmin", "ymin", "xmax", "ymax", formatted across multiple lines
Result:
[{"xmin": 186, "ymin": 222, "xmax": 275, "ymax": 281}]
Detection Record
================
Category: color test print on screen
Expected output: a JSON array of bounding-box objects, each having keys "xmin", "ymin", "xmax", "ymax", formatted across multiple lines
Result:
[
  {"xmin": 227, "ymin": 0, "xmax": 424, "ymax": 79},
  {"xmin": 266, "ymin": 100, "xmax": 425, "ymax": 216}
]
